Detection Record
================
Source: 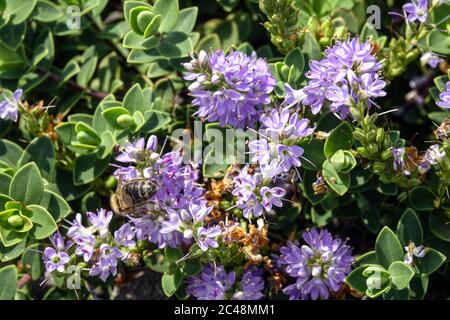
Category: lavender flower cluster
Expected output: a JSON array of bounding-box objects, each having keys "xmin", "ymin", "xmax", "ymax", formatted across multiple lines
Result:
[
  {"xmin": 43, "ymin": 209, "xmax": 133, "ymax": 281},
  {"xmin": 301, "ymin": 38, "xmax": 386, "ymax": 119},
  {"xmin": 186, "ymin": 264, "xmax": 265, "ymax": 300},
  {"xmin": 231, "ymin": 106, "xmax": 314, "ymax": 219},
  {"xmin": 278, "ymin": 228, "xmax": 353, "ymax": 300},
  {"xmin": 183, "ymin": 50, "xmax": 276, "ymax": 129},
  {"xmin": 113, "ymin": 135, "xmax": 220, "ymax": 250}
]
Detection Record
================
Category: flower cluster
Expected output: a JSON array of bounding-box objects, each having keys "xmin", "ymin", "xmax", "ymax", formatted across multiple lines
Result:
[
  {"xmin": 43, "ymin": 209, "xmax": 134, "ymax": 282},
  {"xmin": 279, "ymin": 228, "xmax": 353, "ymax": 300},
  {"xmin": 0, "ymin": 88, "xmax": 22, "ymax": 122},
  {"xmin": 114, "ymin": 135, "xmax": 220, "ymax": 250},
  {"xmin": 301, "ymin": 38, "xmax": 386, "ymax": 119},
  {"xmin": 186, "ymin": 264, "xmax": 265, "ymax": 300},
  {"xmin": 183, "ymin": 50, "xmax": 276, "ymax": 129},
  {"xmin": 232, "ymin": 107, "xmax": 314, "ymax": 219}
]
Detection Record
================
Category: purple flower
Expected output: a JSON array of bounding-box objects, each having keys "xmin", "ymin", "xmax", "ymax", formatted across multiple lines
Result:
[
  {"xmin": 116, "ymin": 135, "xmax": 159, "ymax": 164},
  {"xmin": 43, "ymin": 247, "xmax": 70, "ymax": 273},
  {"xmin": 279, "ymin": 229, "xmax": 353, "ymax": 300},
  {"xmin": 183, "ymin": 50, "xmax": 276, "ymax": 128},
  {"xmin": 239, "ymin": 193, "xmax": 265, "ymax": 219},
  {"xmin": 89, "ymin": 259, "xmax": 118, "ymax": 282},
  {"xmin": 282, "ymin": 84, "xmax": 306, "ymax": 108},
  {"xmin": 186, "ymin": 264, "xmax": 236, "ymax": 300},
  {"xmin": 67, "ymin": 213, "xmax": 94, "ymax": 241},
  {"xmin": 98, "ymin": 243, "xmax": 123, "ymax": 266},
  {"xmin": 437, "ymin": 81, "xmax": 450, "ymax": 109},
  {"xmin": 420, "ymin": 52, "xmax": 443, "ymax": 68},
  {"xmin": 0, "ymin": 89, "xmax": 22, "ymax": 122},
  {"xmin": 260, "ymin": 108, "xmax": 314, "ymax": 140},
  {"xmin": 277, "ymin": 144, "xmax": 303, "ymax": 171},
  {"xmin": 197, "ymin": 226, "xmax": 221, "ymax": 252},
  {"xmin": 114, "ymin": 223, "xmax": 136, "ymax": 248},
  {"xmin": 86, "ymin": 208, "xmax": 113, "ymax": 239},
  {"xmin": 392, "ymin": 147, "xmax": 409, "ymax": 175},
  {"xmin": 403, "ymin": 0, "xmax": 428, "ymax": 23},
  {"xmin": 302, "ymin": 38, "xmax": 385, "ymax": 118},
  {"xmin": 75, "ymin": 237, "xmax": 95, "ymax": 262},
  {"xmin": 260, "ymin": 186, "xmax": 285, "ymax": 211},
  {"xmin": 233, "ymin": 267, "xmax": 265, "ymax": 300},
  {"xmin": 404, "ymin": 243, "xmax": 426, "ymax": 266}
]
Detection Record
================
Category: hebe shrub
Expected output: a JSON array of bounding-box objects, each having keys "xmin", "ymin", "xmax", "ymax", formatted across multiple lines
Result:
[{"xmin": 0, "ymin": 0, "xmax": 449, "ymax": 300}]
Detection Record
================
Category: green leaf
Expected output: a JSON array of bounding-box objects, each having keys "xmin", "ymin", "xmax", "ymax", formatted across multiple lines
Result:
[
  {"xmin": 158, "ymin": 32, "xmax": 193, "ymax": 58},
  {"xmin": 102, "ymin": 107, "xmax": 131, "ymax": 130},
  {"xmin": 98, "ymin": 131, "xmax": 115, "ymax": 159},
  {"xmin": 322, "ymin": 159, "xmax": 350, "ymax": 196},
  {"xmin": 408, "ymin": 275, "xmax": 428, "ymax": 300},
  {"xmin": 25, "ymin": 205, "xmax": 57, "ymax": 240},
  {"xmin": 18, "ymin": 136, "xmax": 55, "ymax": 180},
  {"xmin": 143, "ymin": 250, "xmax": 169, "ymax": 273},
  {"xmin": 73, "ymin": 153, "xmax": 111, "ymax": 185},
  {"xmin": 429, "ymin": 211, "xmax": 450, "ymax": 242},
  {"xmin": 161, "ymin": 269, "xmax": 183, "ymax": 297},
  {"xmin": 3, "ymin": 0, "xmax": 37, "ymax": 24},
  {"xmin": 0, "ymin": 237, "xmax": 26, "ymax": 262},
  {"xmin": 22, "ymin": 244, "xmax": 44, "ymax": 280},
  {"xmin": 0, "ymin": 173, "xmax": 12, "ymax": 195},
  {"xmin": 375, "ymin": 227, "xmax": 404, "ymax": 269},
  {"xmin": 196, "ymin": 33, "xmax": 221, "ymax": 51},
  {"xmin": 323, "ymin": 121, "xmax": 353, "ymax": 158},
  {"xmin": 142, "ymin": 110, "xmax": 171, "ymax": 133},
  {"xmin": 355, "ymin": 251, "xmax": 378, "ymax": 267},
  {"xmin": 397, "ymin": 208, "xmax": 423, "ymax": 247},
  {"xmin": 182, "ymin": 260, "xmax": 202, "ymax": 276},
  {"xmin": 76, "ymin": 56, "xmax": 98, "ymax": 87},
  {"xmin": 0, "ymin": 22, "xmax": 26, "ymax": 50},
  {"xmin": 153, "ymin": 0, "xmax": 179, "ymax": 33},
  {"xmin": 123, "ymin": 83, "xmax": 147, "ymax": 113},
  {"xmin": 427, "ymin": 29, "xmax": 450, "ymax": 55},
  {"xmin": 39, "ymin": 190, "xmax": 72, "ymax": 222},
  {"xmin": 408, "ymin": 186, "xmax": 436, "ymax": 211},
  {"xmin": 61, "ymin": 60, "xmax": 80, "ymax": 82},
  {"xmin": 164, "ymin": 246, "xmax": 183, "ymax": 263},
  {"xmin": 9, "ymin": 162, "xmax": 44, "ymax": 205},
  {"xmin": 416, "ymin": 248, "xmax": 446, "ymax": 275},
  {"xmin": 0, "ymin": 139, "xmax": 24, "ymax": 169},
  {"xmin": 388, "ymin": 261, "xmax": 414, "ymax": 290},
  {"xmin": 172, "ymin": 7, "xmax": 198, "ymax": 34},
  {"xmin": 0, "ymin": 265, "xmax": 17, "ymax": 300},
  {"xmin": 284, "ymin": 48, "xmax": 305, "ymax": 76},
  {"xmin": 0, "ymin": 219, "xmax": 28, "ymax": 248},
  {"xmin": 376, "ymin": 183, "xmax": 398, "ymax": 196},
  {"xmin": 32, "ymin": 0, "xmax": 64, "ymax": 22},
  {"xmin": 345, "ymin": 265, "xmax": 368, "ymax": 293},
  {"xmin": 51, "ymin": 168, "xmax": 90, "ymax": 201}
]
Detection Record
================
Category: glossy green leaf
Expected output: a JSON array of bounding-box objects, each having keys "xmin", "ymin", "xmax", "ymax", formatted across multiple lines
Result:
[
  {"xmin": 375, "ymin": 227, "xmax": 404, "ymax": 269},
  {"xmin": 9, "ymin": 163, "xmax": 44, "ymax": 205}
]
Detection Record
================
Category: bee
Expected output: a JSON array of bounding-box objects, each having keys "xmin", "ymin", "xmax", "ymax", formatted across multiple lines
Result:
[
  {"xmin": 110, "ymin": 178, "xmax": 159, "ymax": 218},
  {"xmin": 435, "ymin": 118, "xmax": 450, "ymax": 140}
]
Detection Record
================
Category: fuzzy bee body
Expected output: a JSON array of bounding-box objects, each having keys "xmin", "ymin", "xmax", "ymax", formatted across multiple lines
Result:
[{"xmin": 110, "ymin": 178, "xmax": 158, "ymax": 217}]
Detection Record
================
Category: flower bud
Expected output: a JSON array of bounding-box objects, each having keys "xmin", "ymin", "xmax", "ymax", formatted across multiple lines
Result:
[
  {"xmin": 7, "ymin": 215, "xmax": 24, "ymax": 227},
  {"xmin": 366, "ymin": 144, "xmax": 379, "ymax": 154},
  {"xmin": 381, "ymin": 149, "xmax": 393, "ymax": 161},
  {"xmin": 116, "ymin": 114, "xmax": 135, "ymax": 128},
  {"xmin": 77, "ymin": 131, "xmax": 99, "ymax": 146}
]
